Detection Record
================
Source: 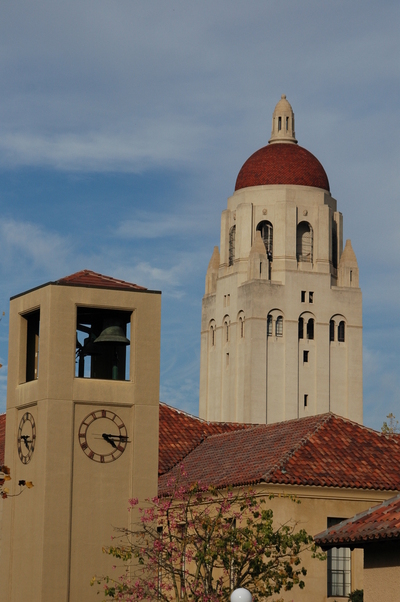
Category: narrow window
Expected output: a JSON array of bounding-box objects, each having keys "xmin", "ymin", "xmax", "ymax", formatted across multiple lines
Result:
[
  {"xmin": 301, "ymin": 291, "xmax": 306, "ymax": 303},
  {"xmin": 307, "ymin": 318, "xmax": 314, "ymax": 340},
  {"xmin": 329, "ymin": 319, "xmax": 335, "ymax": 342},
  {"xmin": 309, "ymin": 292, "xmax": 314, "ymax": 303},
  {"xmin": 267, "ymin": 315, "xmax": 273, "ymax": 337},
  {"xmin": 225, "ymin": 321, "xmax": 229, "ymax": 343},
  {"xmin": 298, "ymin": 317, "xmax": 304, "ymax": 339},
  {"xmin": 226, "ymin": 353, "xmax": 230, "ymax": 367},
  {"xmin": 286, "ymin": 116, "xmax": 289, "ymax": 131},
  {"xmin": 303, "ymin": 350, "xmax": 309, "ymax": 363},
  {"xmin": 350, "ymin": 270, "xmax": 353, "ymax": 283},
  {"xmin": 327, "ymin": 518, "xmax": 351, "ymax": 598},
  {"xmin": 278, "ymin": 116, "xmax": 282, "ymax": 131},
  {"xmin": 210, "ymin": 323, "xmax": 216, "ymax": 346},
  {"xmin": 304, "ymin": 394, "xmax": 308, "ymax": 407},
  {"xmin": 338, "ymin": 321, "xmax": 345, "ymax": 343},
  {"xmin": 24, "ymin": 309, "xmax": 40, "ymax": 382},
  {"xmin": 256, "ymin": 221, "xmax": 273, "ymax": 257},
  {"xmin": 228, "ymin": 226, "xmax": 236, "ymax": 267},
  {"xmin": 296, "ymin": 221, "xmax": 313, "ymax": 263},
  {"xmin": 276, "ymin": 316, "xmax": 283, "ymax": 337},
  {"xmin": 240, "ymin": 317, "xmax": 244, "ymax": 338}
]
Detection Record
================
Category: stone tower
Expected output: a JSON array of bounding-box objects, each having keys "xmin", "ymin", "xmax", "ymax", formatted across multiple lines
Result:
[
  {"xmin": 199, "ymin": 95, "xmax": 362, "ymax": 425},
  {"xmin": 0, "ymin": 270, "xmax": 161, "ymax": 602}
]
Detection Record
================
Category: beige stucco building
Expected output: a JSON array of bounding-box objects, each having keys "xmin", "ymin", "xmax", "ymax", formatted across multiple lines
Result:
[
  {"xmin": 0, "ymin": 270, "xmax": 161, "ymax": 602},
  {"xmin": 200, "ymin": 95, "xmax": 362, "ymax": 425}
]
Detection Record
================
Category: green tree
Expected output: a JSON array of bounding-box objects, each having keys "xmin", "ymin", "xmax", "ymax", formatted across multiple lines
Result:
[{"xmin": 93, "ymin": 467, "xmax": 323, "ymax": 602}]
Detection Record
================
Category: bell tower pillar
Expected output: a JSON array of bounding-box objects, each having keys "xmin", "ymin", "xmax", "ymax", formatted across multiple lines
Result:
[{"xmin": 0, "ymin": 270, "xmax": 161, "ymax": 602}]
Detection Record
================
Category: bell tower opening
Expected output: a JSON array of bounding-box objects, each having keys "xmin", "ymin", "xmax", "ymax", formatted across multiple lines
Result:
[{"xmin": 76, "ymin": 307, "xmax": 131, "ymax": 381}]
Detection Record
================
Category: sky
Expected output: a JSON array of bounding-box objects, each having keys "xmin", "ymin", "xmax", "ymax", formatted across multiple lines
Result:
[{"xmin": 0, "ymin": 0, "xmax": 399, "ymax": 430}]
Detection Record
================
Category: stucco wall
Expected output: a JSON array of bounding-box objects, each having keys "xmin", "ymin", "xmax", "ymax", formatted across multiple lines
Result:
[{"xmin": 364, "ymin": 542, "xmax": 400, "ymax": 602}]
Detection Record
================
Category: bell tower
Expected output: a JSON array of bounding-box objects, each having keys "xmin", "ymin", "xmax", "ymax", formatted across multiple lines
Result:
[
  {"xmin": 199, "ymin": 96, "xmax": 362, "ymax": 425},
  {"xmin": 1, "ymin": 270, "xmax": 161, "ymax": 602}
]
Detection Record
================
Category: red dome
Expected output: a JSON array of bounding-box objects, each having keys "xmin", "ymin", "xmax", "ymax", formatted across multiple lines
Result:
[{"xmin": 235, "ymin": 143, "xmax": 330, "ymax": 192}]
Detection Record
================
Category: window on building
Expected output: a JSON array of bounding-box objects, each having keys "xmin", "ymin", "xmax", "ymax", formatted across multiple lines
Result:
[
  {"xmin": 256, "ymin": 220, "xmax": 273, "ymax": 257},
  {"xmin": 338, "ymin": 321, "xmax": 345, "ymax": 343},
  {"xmin": 307, "ymin": 318, "xmax": 314, "ymax": 340},
  {"xmin": 286, "ymin": 116, "xmax": 289, "ymax": 131},
  {"xmin": 301, "ymin": 291, "xmax": 306, "ymax": 303},
  {"xmin": 224, "ymin": 318, "xmax": 230, "ymax": 343},
  {"xmin": 228, "ymin": 226, "xmax": 236, "ymax": 267},
  {"xmin": 327, "ymin": 518, "xmax": 351, "ymax": 598},
  {"xmin": 298, "ymin": 317, "xmax": 304, "ymax": 339},
  {"xmin": 275, "ymin": 316, "xmax": 283, "ymax": 337},
  {"xmin": 210, "ymin": 322, "xmax": 216, "ymax": 346},
  {"xmin": 296, "ymin": 221, "xmax": 313, "ymax": 263},
  {"xmin": 309, "ymin": 292, "xmax": 314, "ymax": 303},
  {"xmin": 267, "ymin": 315, "xmax": 273, "ymax": 337},
  {"xmin": 304, "ymin": 394, "xmax": 308, "ymax": 407},
  {"xmin": 24, "ymin": 309, "xmax": 40, "ymax": 382},
  {"xmin": 278, "ymin": 116, "xmax": 282, "ymax": 131},
  {"xmin": 303, "ymin": 350, "xmax": 309, "ymax": 363},
  {"xmin": 329, "ymin": 319, "xmax": 335, "ymax": 342},
  {"xmin": 76, "ymin": 307, "xmax": 131, "ymax": 381},
  {"xmin": 239, "ymin": 315, "xmax": 245, "ymax": 338}
]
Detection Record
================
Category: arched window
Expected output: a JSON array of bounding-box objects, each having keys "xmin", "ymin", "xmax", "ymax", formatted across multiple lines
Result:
[
  {"xmin": 257, "ymin": 220, "xmax": 273, "ymax": 257},
  {"xmin": 267, "ymin": 315, "xmax": 273, "ymax": 336},
  {"xmin": 210, "ymin": 321, "xmax": 216, "ymax": 347},
  {"xmin": 228, "ymin": 226, "xmax": 236, "ymax": 267},
  {"xmin": 223, "ymin": 317, "xmax": 230, "ymax": 343},
  {"xmin": 298, "ymin": 317, "xmax": 304, "ymax": 339},
  {"xmin": 338, "ymin": 321, "xmax": 345, "ymax": 342},
  {"xmin": 296, "ymin": 221, "xmax": 313, "ymax": 263},
  {"xmin": 307, "ymin": 318, "xmax": 314, "ymax": 340},
  {"xmin": 238, "ymin": 313, "xmax": 245, "ymax": 338},
  {"xmin": 329, "ymin": 319, "xmax": 335, "ymax": 342},
  {"xmin": 276, "ymin": 316, "xmax": 283, "ymax": 337}
]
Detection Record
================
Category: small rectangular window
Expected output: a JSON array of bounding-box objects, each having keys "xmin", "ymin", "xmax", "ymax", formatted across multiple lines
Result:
[
  {"xmin": 303, "ymin": 350, "xmax": 309, "ymax": 363},
  {"xmin": 309, "ymin": 292, "xmax": 314, "ymax": 303},
  {"xmin": 226, "ymin": 353, "xmax": 230, "ymax": 367},
  {"xmin": 304, "ymin": 394, "xmax": 308, "ymax": 407},
  {"xmin": 301, "ymin": 291, "xmax": 306, "ymax": 303}
]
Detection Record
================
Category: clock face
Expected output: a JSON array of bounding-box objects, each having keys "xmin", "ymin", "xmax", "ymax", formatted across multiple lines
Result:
[
  {"xmin": 78, "ymin": 409, "xmax": 128, "ymax": 463},
  {"xmin": 17, "ymin": 412, "xmax": 36, "ymax": 464}
]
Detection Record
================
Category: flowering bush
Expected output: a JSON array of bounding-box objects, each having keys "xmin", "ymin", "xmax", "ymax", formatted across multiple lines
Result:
[{"xmin": 93, "ymin": 466, "xmax": 322, "ymax": 601}]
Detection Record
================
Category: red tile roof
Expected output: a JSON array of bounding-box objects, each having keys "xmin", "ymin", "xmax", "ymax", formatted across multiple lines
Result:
[
  {"xmin": 0, "ymin": 413, "xmax": 5, "ymax": 465},
  {"xmin": 314, "ymin": 493, "xmax": 400, "ymax": 549},
  {"xmin": 56, "ymin": 270, "xmax": 147, "ymax": 291},
  {"xmin": 159, "ymin": 403, "xmax": 250, "ymax": 476},
  {"xmin": 159, "ymin": 413, "xmax": 400, "ymax": 495},
  {"xmin": 235, "ymin": 143, "xmax": 330, "ymax": 192}
]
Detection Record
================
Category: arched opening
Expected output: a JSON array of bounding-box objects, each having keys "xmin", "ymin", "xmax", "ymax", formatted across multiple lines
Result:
[
  {"xmin": 296, "ymin": 221, "xmax": 313, "ymax": 263},
  {"xmin": 298, "ymin": 317, "xmax": 304, "ymax": 339},
  {"xmin": 267, "ymin": 314, "xmax": 273, "ymax": 337},
  {"xmin": 329, "ymin": 319, "xmax": 335, "ymax": 342},
  {"xmin": 209, "ymin": 321, "xmax": 216, "ymax": 347},
  {"xmin": 223, "ymin": 317, "xmax": 230, "ymax": 343},
  {"xmin": 228, "ymin": 226, "xmax": 236, "ymax": 266},
  {"xmin": 307, "ymin": 318, "xmax": 314, "ymax": 340},
  {"xmin": 256, "ymin": 220, "xmax": 273, "ymax": 258},
  {"xmin": 275, "ymin": 316, "xmax": 283, "ymax": 337},
  {"xmin": 338, "ymin": 321, "xmax": 345, "ymax": 342}
]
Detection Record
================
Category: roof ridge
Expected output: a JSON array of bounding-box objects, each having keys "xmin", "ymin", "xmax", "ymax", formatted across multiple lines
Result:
[
  {"xmin": 160, "ymin": 402, "xmax": 253, "ymax": 429},
  {"xmin": 263, "ymin": 413, "xmax": 334, "ymax": 481}
]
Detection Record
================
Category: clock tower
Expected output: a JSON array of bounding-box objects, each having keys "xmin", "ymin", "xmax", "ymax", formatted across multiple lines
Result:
[{"xmin": 1, "ymin": 270, "xmax": 161, "ymax": 602}]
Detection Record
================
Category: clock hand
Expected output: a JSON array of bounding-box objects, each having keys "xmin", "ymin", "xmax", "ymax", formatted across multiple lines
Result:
[
  {"xmin": 21, "ymin": 435, "xmax": 31, "ymax": 450},
  {"xmin": 102, "ymin": 433, "xmax": 117, "ymax": 448}
]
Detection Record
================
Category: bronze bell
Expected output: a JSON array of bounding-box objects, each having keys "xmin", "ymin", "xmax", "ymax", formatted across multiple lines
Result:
[{"xmin": 93, "ymin": 320, "xmax": 130, "ymax": 346}]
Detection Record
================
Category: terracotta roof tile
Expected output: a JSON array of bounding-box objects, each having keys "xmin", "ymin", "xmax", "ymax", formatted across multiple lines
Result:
[
  {"xmin": 314, "ymin": 493, "xmax": 400, "ymax": 548},
  {"xmin": 0, "ymin": 413, "xmax": 5, "ymax": 465},
  {"xmin": 159, "ymin": 413, "xmax": 400, "ymax": 494},
  {"xmin": 159, "ymin": 403, "xmax": 250, "ymax": 476},
  {"xmin": 235, "ymin": 143, "xmax": 330, "ymax": 192},
  {"xmin": 56, "ymin": 270, "xmax": 147, "ymax": 291}
]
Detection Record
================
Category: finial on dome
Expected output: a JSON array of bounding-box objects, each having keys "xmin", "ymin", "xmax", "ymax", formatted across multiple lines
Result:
[{"xmin": 269, "ymin": 94, "xmax": 297, "ymax": 145}]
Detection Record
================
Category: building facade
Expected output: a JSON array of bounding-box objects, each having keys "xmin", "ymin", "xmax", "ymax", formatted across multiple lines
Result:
[{"xmin": 200, "ymin": 95, "xmax": 362, "ymax": 425}]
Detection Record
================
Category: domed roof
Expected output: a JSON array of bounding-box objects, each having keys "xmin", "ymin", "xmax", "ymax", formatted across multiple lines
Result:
[{"xmin": 235, "ymin": 143, "xmax": 330, "ymax": 192}]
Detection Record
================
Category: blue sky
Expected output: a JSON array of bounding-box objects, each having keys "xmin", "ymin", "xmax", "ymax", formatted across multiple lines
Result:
[{"xmin": 0, "ymin": 1, "xmax": 399, "ymax": 429}]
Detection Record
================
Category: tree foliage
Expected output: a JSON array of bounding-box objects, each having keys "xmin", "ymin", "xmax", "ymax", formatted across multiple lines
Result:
[
  {"xmin": 93, "ymin": 467, "xmax": 323, "ymax": 601},
  {"xmin": 0, "ymin": 465, "xmax": 33, "ymax": 499},
  {"xmin": 381, "ymin": 413, "xmax": 400, "ymax": 434}
]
